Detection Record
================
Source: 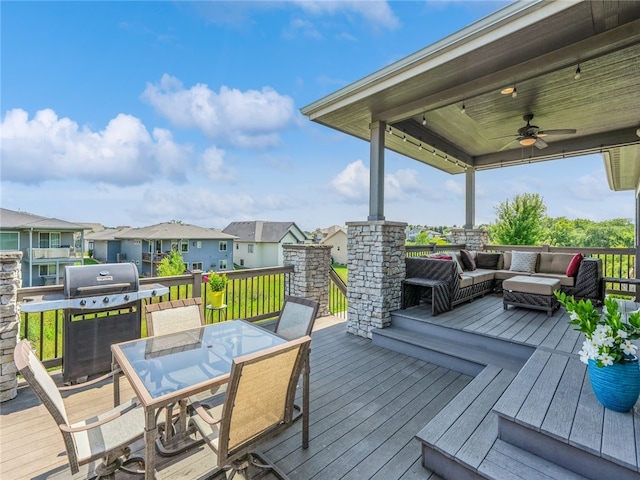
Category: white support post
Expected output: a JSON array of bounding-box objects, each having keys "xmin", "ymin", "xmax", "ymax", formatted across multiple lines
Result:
[
  {"xmin": 369, "ymin": 121, "xmax": 386, "ymax": 221},
  {"xmin": 465, "ymin": 168, "xmax": 475, "ymax": 229}
]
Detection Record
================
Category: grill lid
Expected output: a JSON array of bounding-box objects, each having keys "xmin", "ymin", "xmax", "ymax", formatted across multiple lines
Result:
[{"xmin": 64, "ymin": 263, "xmax": 139, "ymax": 298}]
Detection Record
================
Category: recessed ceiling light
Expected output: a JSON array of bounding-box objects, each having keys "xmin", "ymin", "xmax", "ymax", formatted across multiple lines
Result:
[{"xmin": 501, "ymin": 87, "xmax": 515, "ymax": 95}]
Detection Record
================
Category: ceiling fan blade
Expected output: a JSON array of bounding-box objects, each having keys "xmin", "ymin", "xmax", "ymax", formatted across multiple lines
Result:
[
  {"xmin": 537, "ymin": 129, "xmax": 577, "ymax": 136},
  {"xmin": 498, "ymin": 138, "xmax": 519, "ymax": 151},
  {"xmin": 534, "ymin": 137, "xmax": 548, "ymax": 149}
]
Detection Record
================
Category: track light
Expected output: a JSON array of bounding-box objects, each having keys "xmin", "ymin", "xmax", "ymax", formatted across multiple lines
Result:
[
  {"xmin": 574, "ymin": 65, "xmax": 581, "ymax": 80},
  {"xmin": 512, "ymin": 86, "xmax": 517, "ymax": 98},
  {"xmin": 403, "ymin": 132, "xmax": 407, "ymax": 142},
  {"xmin": 422, "ymin": 114, "xmax": 426, "ymax": 126},
  {"xmin": 418, "ymin": 138, "xmax": 423, "ymax": 150},
  {"xmin": 461, "ymin": 102, "xmax": 466, "ymax": 114}
]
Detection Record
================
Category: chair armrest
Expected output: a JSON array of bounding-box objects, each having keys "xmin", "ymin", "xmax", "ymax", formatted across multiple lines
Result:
[
  {"xmin": 58, "ymin": 368, "xmax": 122, "ymax": 392},
  {"xmin": 58, "ymin": 400, "xmax": 138, "ymax": 433},
  {"xmin": 189, "ymin": 398, "xmax": 222, "ymax": 426}
]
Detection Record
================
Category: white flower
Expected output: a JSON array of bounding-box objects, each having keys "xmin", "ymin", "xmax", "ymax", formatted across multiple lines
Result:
[
  {"xmin": 618, "ymin": 329, "xmax": 628, "ymax": 339},
  {"xmin": 599, "ymin": 354, "xmax": 614, "ymax": 366},
  {"xmin": 569, "ymin": 311, "xmax": 579, "ymax": 321},
  {"xmin": 578, "ymin": 349, "xmax": 591, "ymax": 364},
  {"xmin": 622, "ymin": 341, "xmax": 637, "ymax": 356}
]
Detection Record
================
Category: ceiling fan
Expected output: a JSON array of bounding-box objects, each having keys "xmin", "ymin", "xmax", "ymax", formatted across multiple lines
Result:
[{"xmin": 501, "ymin": 113, "xmax": 577, "ymax": 150}]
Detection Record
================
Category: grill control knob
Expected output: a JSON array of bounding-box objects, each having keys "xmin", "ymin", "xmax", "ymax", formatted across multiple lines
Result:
[
  {"xmin": 124, "ymin": 295, "xmax": 130, "ymax": 301},
  {"xmin": 79, "ymin": 299, "xmax": 87, "ymax": 306},
  {"xmin": 103, "ymin": 297, "xmax": 110, "ymax": 304}
]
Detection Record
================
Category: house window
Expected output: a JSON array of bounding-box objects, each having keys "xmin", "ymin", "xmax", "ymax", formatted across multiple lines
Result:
[
  {"xmin": 197, "ymin": 241, "xmax": 202, "ymax": 248},
  {"xmin": 171, "ymin": 241, "xmax": 178, "ymax": 251},
  {"xmin": 219, "ymin": 241, "xmax": 227, "ymax": 251},
  {"xmin": 248, "ymin": 244, "xmax": 254, "ymax": 254},
  {"xmin": 219, "ymin": 259, "xmax": 227, "ymax": 270},
  {"xmin": 0, "ymin": 232, "xmax": 19, "ymax": 250},
  {"xmin": 181, "ymin": 240, "xmax": 189, "ymax": 253},
  {"xmin": 39, "ymin": 264, "xmax": 57, "ymax": 276},
  {"xmin": 39, "ymin": 232, "xmax": 61, "ymax": 248},
  {"xmin": 192, "ymin": 262, "xmax": 203, "ymax": 271},
  {"xmin": 240, "ymin": 259, "xmax": 244, "ymax": 266}
]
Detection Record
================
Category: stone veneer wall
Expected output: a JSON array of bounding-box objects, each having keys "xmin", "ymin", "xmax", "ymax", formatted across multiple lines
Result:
[
  {"xmin": 0, "ymin": 251, "xmax": 22, "ymax": 402},
  {"xmin": 282, "ymin": 244, "xmax": 332, "ymax": 317},
  {"xmin": 346, "ymin": 221, "xmax": 406, "ymax": 339},
  {"xmin": 447, "ymin": 228, "xmax": 489, "ymax": 250}
]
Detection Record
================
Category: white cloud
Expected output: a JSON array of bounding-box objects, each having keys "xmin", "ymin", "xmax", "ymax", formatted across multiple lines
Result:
[
  {"xmin": 199, "ymin": 146, "xmax": 236, "ymax": 183},
  {"xmin": 0, "ymin": 108, "xmax": 192, "ymax": 185},
  {"xmin": 330, "ymin": 160, "xmax": 437, "ymax": 204},
  {"xmin": 293, "ymin": 1, "xmax": 400, "ymax": 30},
  {"xmin": 141, "ymin": 74, "xmax": 299, "ymax": 148},
  {"xmin": 567, "ymin": 169, "xmax": 610, "ymax": 201}
]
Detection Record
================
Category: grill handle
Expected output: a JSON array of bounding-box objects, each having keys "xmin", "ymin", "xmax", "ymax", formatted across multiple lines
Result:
[{"xmin": 76, "ymin": 283, "xmax": 132, "ymax": 294}]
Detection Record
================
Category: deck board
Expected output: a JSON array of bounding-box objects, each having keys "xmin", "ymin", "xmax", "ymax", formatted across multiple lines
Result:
[{"xmin": 0, "ymin": 316, "xmax": 470, "ymax": 480}]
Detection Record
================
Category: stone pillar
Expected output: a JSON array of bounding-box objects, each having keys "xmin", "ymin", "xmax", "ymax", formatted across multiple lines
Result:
[
  {"xmin": 447, "ymin": 228, "xmax": 489, "ymax": 250},
  {"xmin": 0, "ymin": 251, "xmax": 22, "ymax": 402},
  {"xmin": 346, "ymin": 221, "xmax": 406, "ymax": 339},
  {"xmin": 282, "ymin": 244, "xmax": 332, "ymax": 317}
]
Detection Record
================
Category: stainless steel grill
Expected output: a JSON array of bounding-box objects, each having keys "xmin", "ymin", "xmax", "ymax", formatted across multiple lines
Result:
[{"xmin": 22, "ymin": 263, "xmax": 168, "ymax": 383}]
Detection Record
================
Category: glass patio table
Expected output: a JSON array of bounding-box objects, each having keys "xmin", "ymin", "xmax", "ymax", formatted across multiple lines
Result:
[{"xmin": 111, "ymin": 320, "xmax": 288, "ymax": 480}]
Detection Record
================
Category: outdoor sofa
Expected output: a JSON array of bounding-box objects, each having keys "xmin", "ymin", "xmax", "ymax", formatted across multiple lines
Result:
[{"xmin": 403, "ymin": 250, "xmax": 603, "ymax": 313}]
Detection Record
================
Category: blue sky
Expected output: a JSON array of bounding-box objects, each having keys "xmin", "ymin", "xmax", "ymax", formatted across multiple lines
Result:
[{"xmin": 1, "ymin": 1, "xmax": 634, "ymax": 232}]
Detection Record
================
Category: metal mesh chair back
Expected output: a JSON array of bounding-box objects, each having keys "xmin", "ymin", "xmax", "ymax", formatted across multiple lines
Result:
[
  {"xmin": 273, "ymin": 296, "xmax": 320, "ymax": 341},
  {"xmin": 218, "ymin": 336, "xmax": 310, "ymax": 463},
  {"xmin": 145, "ymin": 297, "xmax": 205, "ymax": 337}
]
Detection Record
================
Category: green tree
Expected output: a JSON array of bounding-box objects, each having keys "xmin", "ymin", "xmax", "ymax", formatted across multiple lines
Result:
[
  {"xmin": 158, "ymin": 250, "xmax": 186, "ymax": 276},
  {"xmin": 489, "ymin": 193, "xmax": 547, "ymax": 245}
]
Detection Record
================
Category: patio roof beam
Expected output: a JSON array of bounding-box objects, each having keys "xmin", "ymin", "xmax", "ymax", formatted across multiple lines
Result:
[
  {"xmin": 474, "ymin": 128, "xmax": 640, "ymax": 168},
  {"xmin": 394, "ymin": 120, "xmax": 473, "ymax": 166}
]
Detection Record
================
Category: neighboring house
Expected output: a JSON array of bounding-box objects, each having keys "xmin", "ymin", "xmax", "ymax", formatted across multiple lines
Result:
[
  {"xmin": 76, "ymin": 223, "xmax": 105, "ymax": 252},
  {"xmin": 114, "ymin": 222, "xmax": 236, "ymax": 276},
  {"xmin": 223, "ymin": 221, "xmax": 308, "ymax": 268},
  {"xmin": 0, "ymin": 208, "xmax": 88, "ymax": 287},
  {"xmin": 318, "ymin": 226, "xmax": 347, "ymax": 265},
  {"xmin": 85, "ymin": 226, "xmax": 133, "ymax": 263}
]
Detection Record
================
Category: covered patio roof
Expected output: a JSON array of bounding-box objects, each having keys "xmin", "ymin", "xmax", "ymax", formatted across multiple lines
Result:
[{"xmin": 301, "ymin": 1, "xmax": 640, "ymax": 194}]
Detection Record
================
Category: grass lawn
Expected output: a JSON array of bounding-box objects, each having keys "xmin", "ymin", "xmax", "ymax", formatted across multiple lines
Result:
[{"xmin": 333, "ymin": 264, "xmax": 347, "ymax": 283}]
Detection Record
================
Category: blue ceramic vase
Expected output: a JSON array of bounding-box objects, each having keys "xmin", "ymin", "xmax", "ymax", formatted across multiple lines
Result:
[{"xmin": 588, "ymin": 357, "xmax": 640, "ymax": 413}]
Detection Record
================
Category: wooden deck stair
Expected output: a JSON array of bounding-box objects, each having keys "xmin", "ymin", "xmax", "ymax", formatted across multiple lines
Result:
[{"xmin": 372, "ymin": 303, "xmax": 640, "ymax": 480}]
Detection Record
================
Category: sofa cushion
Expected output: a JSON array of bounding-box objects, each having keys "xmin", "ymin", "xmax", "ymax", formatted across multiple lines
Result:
[
  {"xmin": 463, "ymin": 269, "xmax": 495, "ymax": 285},
  {"xmin": 531, "ymin": 272, "xmax": 575, "ymax": 287},
  {"xmin": 566, "ymin": 253, "xmax": 584, "ymax": 277},
  {"xmin": 476, "ymin": 252, "xmax": 501, "ymax": 270},
  {"xmin": 460, "ymin": 249, "xmax": 476, "ymax": 271},
  {"xmin": 503, "ymin": 276, "xmax": 560, "ymax": 296},
  {"xmin": 459, "ymin": 275, "xmax": 473, "ymax": 289},
  {"xmin": 509, "ymin": 251, "xmax": 538, "ymax": 273},
  {"xmin": 494, "ymin": 269, "xmax": 531, "ymax": 281},
  {"xmin": 452, "ymin": 252, "xmax": 465, "ymax": 276},
  {"xmin": 538, "ymin": 252, "xmax": 575, "ymax": 275},
  {"xmin": 502, "ymin": 251, "xmax": 512, "ymax": 270}
]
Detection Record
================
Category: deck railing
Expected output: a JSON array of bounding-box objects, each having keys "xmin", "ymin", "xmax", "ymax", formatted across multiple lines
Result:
[{"xmin": 329, "ymin": 266, "xmax": 348, "ymax": 319}]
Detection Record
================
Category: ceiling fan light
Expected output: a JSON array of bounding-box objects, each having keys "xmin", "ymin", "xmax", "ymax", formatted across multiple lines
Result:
[
  {"xmin": 501, "ymin": 87, "xmax": 515, "ymax": 95},
  {"xmin": 519, "ymin": 136, "xmax": 536, "ymax": 147}
]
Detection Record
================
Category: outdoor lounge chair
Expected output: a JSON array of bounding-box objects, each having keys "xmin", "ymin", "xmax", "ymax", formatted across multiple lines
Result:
[
  {"xmin": 190, "ymin": 335, "xmax": 311, "ymax": 480},
  {"xmin": 14, "ymin": 339, "xmax": 145, "ymax": 479}
]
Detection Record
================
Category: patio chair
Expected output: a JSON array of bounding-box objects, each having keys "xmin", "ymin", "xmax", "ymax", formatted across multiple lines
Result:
[
  {"xmin": 144, "ymin": 297, "xmax": 213, "ymax": 455},
  {"xmin": 190, "ymin": 335, "xmax": 311, "ymax": 480},
  {"xmin": 144, "ymin": 297, "xmax": 205, "ymax": 337},
  {"xmin": 13, "ymin": 339, "xmax": 145, "ymax": 478},
  {"xmin": 273, "ymin": 295, "xmax": 320, "ymax": 340}
]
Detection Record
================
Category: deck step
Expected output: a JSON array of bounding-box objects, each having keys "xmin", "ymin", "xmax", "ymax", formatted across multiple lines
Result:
[
  {"xmin": 390, "ymin": 307, "xmax": 535, "ymax": 363},
  {"xmin": 478, "ymin": 439, "xmax": 589, "ymax": 480},
  {"xmin": 372, "ymin": 326, "xmax": 526, "ymax": 377},
  {"xmin": 416, "ymin": 365, "xmax": 516, "ymax": 479}
]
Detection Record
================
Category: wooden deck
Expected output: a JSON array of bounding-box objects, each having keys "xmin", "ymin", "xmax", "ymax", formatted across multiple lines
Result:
[
  {"xmin": 4, "ymin": 296, "xmax": 640, "ymax": 479},
  {"xmin": 0, "ymin": 315, "xmax": 467, "ymax": 480}
]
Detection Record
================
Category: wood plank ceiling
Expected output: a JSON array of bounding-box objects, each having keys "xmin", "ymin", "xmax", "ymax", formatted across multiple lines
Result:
[{"xmin": 301, "ymin": 1, "xmax": 640, "ymax": 191}]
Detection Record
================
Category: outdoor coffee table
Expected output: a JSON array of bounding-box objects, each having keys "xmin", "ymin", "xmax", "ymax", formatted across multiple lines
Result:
[
  {"xmin": 111, "ymin": 320, "xmax": 294, "ymax": 480},
  {"xmin": 503, "ymin": 275, "xmax": 560, "ymax": 316}
]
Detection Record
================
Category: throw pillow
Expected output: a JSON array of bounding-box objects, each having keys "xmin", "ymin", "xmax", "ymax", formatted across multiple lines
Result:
[
  {"xmin": 476, "ymin": 252, "xmax": 501, "ymax": 270},
  {"xmin": 509, "ymin": 251, "xmax": 538, "ymax": 273},
  {"xmin": 566, "ymin": 253, "xmax": 584, "ymax": 277},
  {"xmin": 460, "ymin": 249, "xmax": 476, "ymax": 271},
  {"xmin": 430, "ymin": 254, "xmax": 453, "ymax": 260}
]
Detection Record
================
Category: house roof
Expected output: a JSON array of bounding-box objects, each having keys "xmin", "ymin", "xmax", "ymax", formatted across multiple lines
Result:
[
  {"xmin": 223, "ymin": 221, "xmax": 307, "ymax": 243},
  {"xmin": 85, "ymin": 226, "xmax": 133, "ymax": 241},
  {"xmin": 115, "ymin": 222, "xmax": 236, "ymax": 240},
  {"xmin": 319, "ymin": 225, "xmax": 346, "ymax": 236},
  {"xmin": 301, "ymin": 1, "xmax": 640, "ymax": 192},
  {"xmin": 0, "ymin": 208, "xmax": 88, "ymax": 231},
  {"xmin": 319, "ymin": 227, "xmax": 346, "ymax": 245}
]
